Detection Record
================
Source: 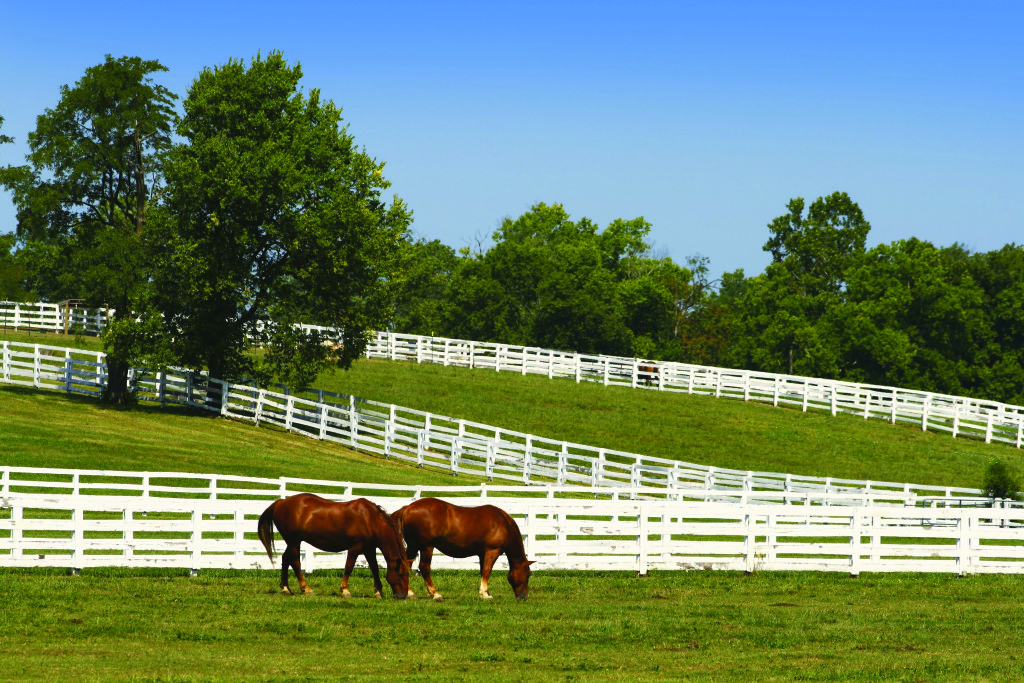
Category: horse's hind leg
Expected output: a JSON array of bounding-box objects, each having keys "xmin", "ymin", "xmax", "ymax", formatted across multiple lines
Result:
[
  {"xmin": 419, "ymin": 547, "xmax": 443, "ymax": 601},
  {"xmin": 365, "ymin": 550, "xmax": 384, "ymax": 599},
  {"xmin": 478, "ymin": 548, "xmax": 501, "ymax": 599},
  {"xmin": 283, "ymin": 544, "xmax": 313, "ymax": 595},
  {"xmin": 341, "ymin": 547, "xmax": 360, "ymax": 598}
]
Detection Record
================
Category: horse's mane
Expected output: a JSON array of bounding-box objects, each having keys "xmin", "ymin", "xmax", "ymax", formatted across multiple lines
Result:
[{"xmin": 374, "ymin": 503, "xmax": 407, "ymax": 554}]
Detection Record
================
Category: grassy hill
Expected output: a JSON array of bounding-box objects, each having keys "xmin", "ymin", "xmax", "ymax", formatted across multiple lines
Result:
[
  {"xmin": 4, "ymin": 329, "xmax": 1022, "ymax": 489},
  {"xmin": 0, "ymin": 383, "xmax": 479, "ymax": 487}
]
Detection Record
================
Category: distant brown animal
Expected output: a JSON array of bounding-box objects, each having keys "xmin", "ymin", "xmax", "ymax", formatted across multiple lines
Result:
[
  {"xmin": 257, "ymin": 494, "xmax": 410, "ymax": 599},
  {"xmin": 343, "ymin": 498, "xmax": 534, "ymax": 601},
  {"xmin": 638, "ymin": 362, "xmax": 659, "ymax": 387}
]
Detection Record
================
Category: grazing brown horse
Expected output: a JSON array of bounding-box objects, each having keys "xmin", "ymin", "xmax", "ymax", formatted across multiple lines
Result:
[
  {"xmin": 258, "ymin": 494, "xmax": 410, "ymax": 599},
  {"xmin": 344, "ymin": 498, "xmax": 535, "ymax": 601},
  {"xmin": 638, "ymin": 362, "xmax": 659, "ymax": 387}
]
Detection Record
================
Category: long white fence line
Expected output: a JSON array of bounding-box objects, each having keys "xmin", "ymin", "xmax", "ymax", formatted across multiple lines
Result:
[
  {"xmin": 0, "ymin": 341, "xmax": 996, "ymax": 501},
  {"xmin": 11, "ymin": 465, "xmax": 1004, "ymax": 510},
  {"xmin": 3, "ymin": 491, "xmax": 1023, "ymax": 576},
  {"xmin": 355, "ymin": 330, "xmax": 1024, "ymax": 449},
  {"xmin": 4, "ymin": 300, "xmax": 1023, "ymax": 449}
]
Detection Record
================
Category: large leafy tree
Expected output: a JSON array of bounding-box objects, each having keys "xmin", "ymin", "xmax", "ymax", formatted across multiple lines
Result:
[
  {"xmin": 0, "ymin": 57, "xmax": 177, "ymax": 401},
  {"xmin": 156, "ymin": 52, "xmax": 411, "ymax": 390},
  {"xmin": 731, "ymin": 192, "xmax": 870, "ymax": 376}
]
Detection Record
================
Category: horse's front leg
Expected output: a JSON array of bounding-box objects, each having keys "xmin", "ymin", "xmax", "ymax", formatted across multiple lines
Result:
[
  {"xmin": 341, "ymin": 546, "xmax": 360, "ymax": 598},
  {"xmin": 419, "ymin": 547, "xmax": 443, "ymax": 601},
  {"xmin": 364, "ymin": 549, "xmax": 384, "ymax": 599},
  {"xmin": 478, "ymin": 547, "xmax": 501, "ymax": 600}
]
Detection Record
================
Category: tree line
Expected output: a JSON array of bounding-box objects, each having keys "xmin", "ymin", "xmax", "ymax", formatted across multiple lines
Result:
[
  {"xmin": 2, "ymin": 55, "xmax": 1022, "ymax": 407},
  {"xmin": 391, "ymin": 196, "xmax": 1024, "ymax": 406}
]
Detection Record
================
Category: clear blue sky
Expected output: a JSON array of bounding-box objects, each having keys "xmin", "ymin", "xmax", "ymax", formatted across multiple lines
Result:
[{"xmin": 1, "ymin": 1, "xmax": 1021, "ymax": 277}]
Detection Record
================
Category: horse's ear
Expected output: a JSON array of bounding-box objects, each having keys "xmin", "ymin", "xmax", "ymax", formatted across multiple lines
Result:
[{"xmin": 527, "ymin": 560, "xmax": 537, "ymax": 566}]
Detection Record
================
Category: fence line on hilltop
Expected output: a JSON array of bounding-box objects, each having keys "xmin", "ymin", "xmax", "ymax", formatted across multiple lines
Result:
[
  {"xmin": 0, "ymin": 340, "xmax": 999, "ymax": 502},
  {"xmin": 3, "ymin": 301, "xmax": 1020, "ymax": 449},
  {"xmin": 3, "ymin": 490, "xmax": 1023, "ymax": 576}
]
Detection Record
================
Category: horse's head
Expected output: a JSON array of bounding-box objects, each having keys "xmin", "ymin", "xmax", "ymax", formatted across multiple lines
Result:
[
  {"xmin": 385, "ymin": 554, "xmax": 411, "ymax": 600},
  {"xmin": 508, "ymin": 559, "xmax": 535, "ymax": 600},
  {"xmin": 376, "ymin": 504, "xmax": 411, "ymax": 600}
]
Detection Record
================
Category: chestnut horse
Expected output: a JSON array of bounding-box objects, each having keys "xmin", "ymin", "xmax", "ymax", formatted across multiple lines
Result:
[
  {"xmin": 258, "ymin": 494, "xmax": 410, "ymax": 599},
  {"xmin": 343, "ymin": 498, "xmax": 534, "ymax": 601}
]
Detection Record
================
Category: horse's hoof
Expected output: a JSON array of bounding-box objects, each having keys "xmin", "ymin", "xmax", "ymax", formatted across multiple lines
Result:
[
  {"xmin": 480, "ymin": 593, "xmax": 493, "ymax": 600},
  {"xmin": 431, "ymin": 593, "xmax": 444, "ymax": 602},
  {"xmin": 373, "ymin": 591, "xmax": 383, "ymax": 599},
  {"xmin": 302, "ymin": 588, "xmax": 315, "ymax": 596},
  {"xmin": 341, "ymin": 589, "xmax": 352, "ymax": 599},
  {"xmin": 407, "ymin": 590, "xmax": 417, "ymax": 599},
  {"xmin": 281, "ymin": 586, "xmax": 292, "ymax": 595}
]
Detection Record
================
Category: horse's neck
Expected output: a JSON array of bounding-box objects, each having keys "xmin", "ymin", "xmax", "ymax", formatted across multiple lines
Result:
[{"xmin": 504, "ymin": 521, "xmax": 529, "ymax": 566}]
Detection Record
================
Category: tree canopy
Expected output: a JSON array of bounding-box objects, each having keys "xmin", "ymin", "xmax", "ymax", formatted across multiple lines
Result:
[{"xmin": 155, "ymin": 52, "xmax": 411, "ymax": 389}]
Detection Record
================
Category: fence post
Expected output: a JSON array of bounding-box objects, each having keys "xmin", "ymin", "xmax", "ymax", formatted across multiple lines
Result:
[
  {"xmin": 921, "ymin": 395, "xmax": 929, "ymax": 432},
  {"xmin": 575, "ymin": 355, "xmax": 581, "ymax": 383},
  {"xmin": 523, "ymin": 436, "xmax": 532, "ymax": 483},
  {"xmin": 830, "ymin": 387, "xmax": 837, "ymax": 416},
  {"xmin": 33, "ymin": 344, "xmax": 40, "ymax": 388},
  {"xmin": 64, "ymin": 350, "xmax": 72, "ymax": 393},
  {"xmin": 985, "ymin": 413, "xmax": 994, "ymax": 444},
  {"xmin": 638, "ymin": 503, "xmax": 649, "ymax": 576},
  {"xmin": 349, "ymin": 397, "xmax": 359, "ymax": 451},
  {"xmin": 773, "ymin": 376, "xmax": 780, "ymax": 407},
  {"xmin": 1, "ymin": 340, "xmax": 8, "ymax": 383},
  {"xmin": 190, "ymin": 506, "xmax": 202, "ymax": 577},
  {"xmin": 469, "ymin": 343, "xmax": 475, "ymax": 369},
  {"xmin": 158, "ymin": 371, "xmax": 166, "ymax": 408},
  {"xmin": 443, "ymin": 339, "xmax": 450, "ymax": 366},
  {"xmin": 603, "ymin": 358, "xmax": 609, "ymax": 386},
  {"xmin": 957, "ymin": 511, "xmax": 972, "ymax": 577},
  {"xmin": 743, "ymin": 511, "xmax": 755, "ymax": 573},
  {"xmin": 319, "ymin": 404, "xmax": 328, "ymax": 440},
  {"xmin": 743, "ymin": 372, "xmax": 750, "ymax": 402},
  {"xmin": 849, "ymin": 510, "xmax": 861, "ymax": 577}
]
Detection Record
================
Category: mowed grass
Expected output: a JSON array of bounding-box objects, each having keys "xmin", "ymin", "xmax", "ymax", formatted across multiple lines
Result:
[
  {"xmin": 314, "ymin": 358, "xmax": 1024, "ymax": 490},
  {"xmin": 0, "ymin": 384, "xmax": 478, "ymax": 487},
  {"xmin": 2, "ymin": 567, "xmax": 1023, "ymax": 682}
]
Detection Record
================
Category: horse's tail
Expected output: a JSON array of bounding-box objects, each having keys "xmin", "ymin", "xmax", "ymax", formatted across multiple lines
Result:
[{"xmin": 258, "ymin": 500, "xmax": 280, "ymax": 564}]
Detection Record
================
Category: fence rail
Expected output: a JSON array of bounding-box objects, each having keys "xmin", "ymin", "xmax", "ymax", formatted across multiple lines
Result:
[
  {"xmin": 3, "ymin": 491, "xmax": 1023, "ymax": 576},
  {"xmin": 354, "ymin": 330, "xmax": 1024, "ymax": 449},
  {"xmin": 4, "ymin": 301, "xmax": 1022, "ymax": 449},
  {"xmin": 1, "ymin": 341, "xmax": 994, "ymax": 502}
]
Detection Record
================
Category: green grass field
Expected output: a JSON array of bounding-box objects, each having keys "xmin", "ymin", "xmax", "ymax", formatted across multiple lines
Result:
[
  {"xmin": 2, "ymin": 567, "xmax": 1023, "ymax": 682},
  {"xmin": 5, "ymin": 329, "xmax": 1024, "ymax": 681}
]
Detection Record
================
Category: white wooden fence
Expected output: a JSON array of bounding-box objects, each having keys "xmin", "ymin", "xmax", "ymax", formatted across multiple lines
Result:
[
  {"xmin": 356, "ymin": 330, "xmax": 1024, "ymax": 449},
  {"xmin": 4, "ymin": 300, "xmax": 1023, "ymax": 449},
  {"xmin": 0, "ymin": 341, "xmax": 995, "ymax": 502},
  {"xmin": 3, "ymin": 488, "xmax": 1023, "ymax": 576}
]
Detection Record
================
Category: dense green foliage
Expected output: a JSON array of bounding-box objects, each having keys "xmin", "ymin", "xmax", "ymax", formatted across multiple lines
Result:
[
  {"xmin": 156, "ymin": 52, "xmax": 410, "ymax": 388},
  {"xmin": 0, "ymin": 56, "xmax": 177, "ymax": 401},
  {"xmin": 1, "ymin": 53, "xmax": 410, "ymax": 398},
  {"xmin": 982, "ymin": 461, "xmax": 1022, "ymax": 501},
  {"xmin": 392, "ymin": 196, "xmax": 1024, "ymax": 405}
]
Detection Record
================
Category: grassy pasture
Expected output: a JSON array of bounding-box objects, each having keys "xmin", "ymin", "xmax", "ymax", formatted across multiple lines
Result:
[
  {"xmin": 1, "ymin": 567, "xmax": 1023, "ymax": 682},
  {"xmin": 5, "ymin": 329, "xmax": 1024, "ymax": 681},
  {"xmin": 5, "ymin": 328, "xmax": 1022, "ymax": 489}
]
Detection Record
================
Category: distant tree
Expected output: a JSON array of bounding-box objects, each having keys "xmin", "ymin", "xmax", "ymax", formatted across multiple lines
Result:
[
  {"xmin": 0, "ymin": 57, "xmax": 177, "ymax": 402},
  {"xmin": 391, "ymin": 238, "xmax": 462, "ymax": 336},
  {"xmin": 982, "ymin": 461, "xmax": 1022, "ymax": 501},
  {"xmin": 156, "ymin": 52, "xmax": 411, "ymax": 391},
  {"xmin": 731, "ymin": 192, "xmax": 870, "ymax": 376}
]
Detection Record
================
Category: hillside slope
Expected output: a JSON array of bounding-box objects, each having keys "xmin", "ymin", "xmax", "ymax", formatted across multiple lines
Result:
[
  {"xmin": 0, "ymin": 383, "xmax": 478, "ymax": 486},
  {"xmin": 4, "ymin": 329, "xmax": 1021, "ymax": 489}
]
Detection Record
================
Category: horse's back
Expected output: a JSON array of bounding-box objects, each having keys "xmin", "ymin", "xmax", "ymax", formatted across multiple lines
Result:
[{"xmin": 403, "ymin": 498, "xmax": 517, "ymax": 555}]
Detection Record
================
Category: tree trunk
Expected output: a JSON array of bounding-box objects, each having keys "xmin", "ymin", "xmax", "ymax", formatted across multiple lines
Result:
[{"xmin": 104, "ymin": 356, "xmax": 132, "ymax": 404}]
